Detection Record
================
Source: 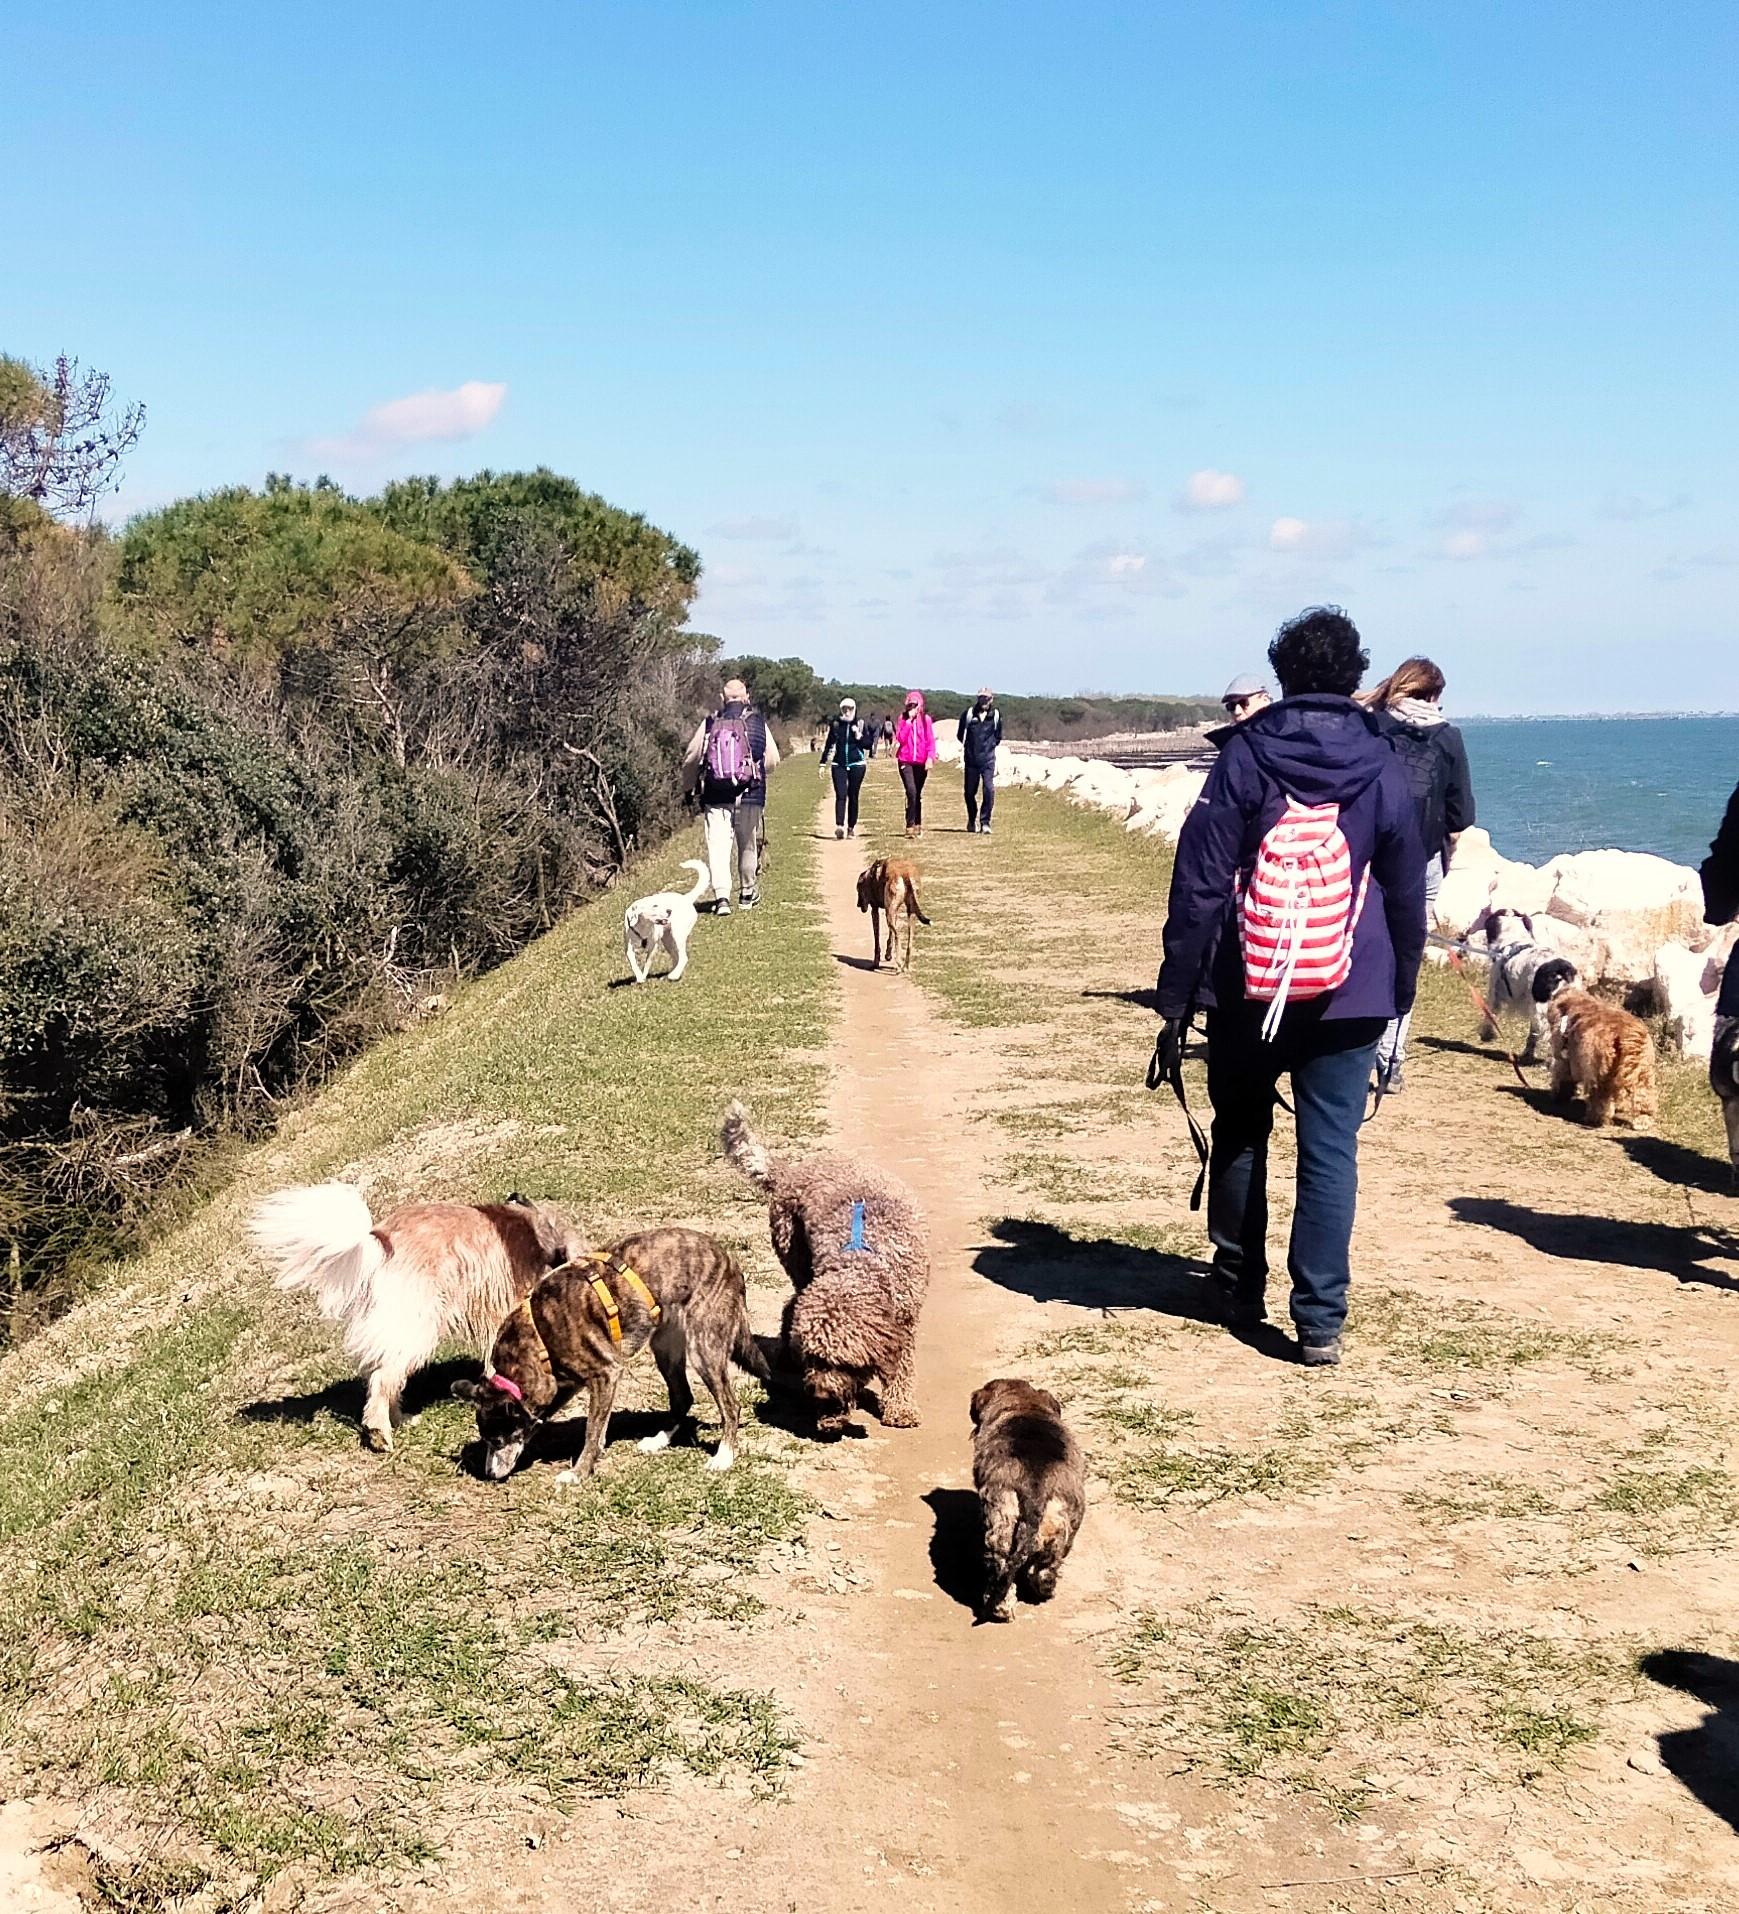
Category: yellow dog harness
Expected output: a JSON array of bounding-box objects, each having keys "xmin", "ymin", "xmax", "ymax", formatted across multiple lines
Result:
[{"xmin": 583, "ymin": 1254, "xmax": 661, "ymax": 1348}]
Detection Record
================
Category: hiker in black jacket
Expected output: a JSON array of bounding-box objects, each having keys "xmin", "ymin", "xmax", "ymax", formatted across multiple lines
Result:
[
  {"xmin": 818, "ymin": 696, "xmax": 871, "ymax": 838},
  {"xmin": 1702, "ymin": 781, "xmax": 1739, "ymax": 1035},
  {"xmin": 1365, "ymin": 656, "xmax": 1475, "ymax": 1092},
  {"xmin": 958, "ymin": 688, "xmax": 1003, "ymax": 834}
]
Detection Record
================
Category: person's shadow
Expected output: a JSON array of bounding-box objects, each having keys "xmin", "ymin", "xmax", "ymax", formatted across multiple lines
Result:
[
  {"xmin": 1642, "ymin": 1651, "xmax": 1739, "ymax": 1831},
  {"xmin": 1449, "ymin": 1196, "xmax": 1739, "ymax": 1289},
  {"xmin": 971, "ymin": 1217, "xmax": 1295, "ymax": 1361}
]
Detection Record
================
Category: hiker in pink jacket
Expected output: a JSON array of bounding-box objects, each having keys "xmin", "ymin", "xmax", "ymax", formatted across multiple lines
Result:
[{"xmin": 894, "ymin": 690, "xmax": 936, "ymax": 836}]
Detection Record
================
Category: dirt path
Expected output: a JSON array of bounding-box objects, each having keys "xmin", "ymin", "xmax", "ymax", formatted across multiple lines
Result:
[{"xmin": 754, "ymin": 795, "xmax": 1151, "ymax": 1909}]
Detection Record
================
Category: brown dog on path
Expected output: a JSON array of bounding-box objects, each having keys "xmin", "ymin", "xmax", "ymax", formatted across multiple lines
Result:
[
  {"xmin": 856, "ymin": 857, "xmax": 932, "ymax": 971},
  {"xmin": 454, "ymin": 1226, "xmax": 769, "ymax": 1481}
]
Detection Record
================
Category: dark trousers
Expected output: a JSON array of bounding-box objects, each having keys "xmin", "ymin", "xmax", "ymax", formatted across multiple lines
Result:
[
  {"xmin": 1204, "ymin": 1002, "xmax": 1385, "ymax": 1345},
  {"xmin": 1720, "ymin": 942, "xmax": 1739, "ymax": 1018},
  {"xmin": 899, "ymin": 761, "xmax": 928, "ymax": 826},
  {"xmin": 965, "ymin": 761, "xmax": 995, "ymax": 828},
  {"xmin": 830, "ymin": 763, "xmax": 866, "ymax": 828}
]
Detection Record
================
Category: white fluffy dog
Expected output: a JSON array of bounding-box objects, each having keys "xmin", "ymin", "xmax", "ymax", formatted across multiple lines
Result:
[
  {"xmin": 1476, "ymin": 908, "xmax": 1579, "ymax": 1062},
  {"xmin": 624, "ymin": 860, "xmax": 709, "ymax": 983},
  {"xmin": 250, "ymin": 1184, "xmax": 577, "ymax": 1450}
]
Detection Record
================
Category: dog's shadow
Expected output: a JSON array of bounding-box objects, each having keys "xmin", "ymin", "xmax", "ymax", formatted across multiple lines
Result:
[
  {"xmin": 923, "ymin": 1487, "xmax": 984, "ymax": 1615},
  {"xmin": 1622, "ymin": 1132, "xmax": 1738, "ymax": 1198},
  {"xmin": 240, "ymin": 1356, "xmax": 477, "ymax": 1436},
  {"xmin": 834, "ymin": 953, "xmax": 881, "ymax": 974}
]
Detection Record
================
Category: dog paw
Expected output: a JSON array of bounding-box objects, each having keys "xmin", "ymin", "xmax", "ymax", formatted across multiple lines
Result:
[
  {"xmin": 705, "ymin": 1442, "xmax": 736, "ymax": 1472},
  {"xmin": 984, "ymin": 1601, "xmax": 1014, "ymax": 1624},
  {"xmin": 878, "ymin": 1405, "xmax": 922, "ymax": 1429},
  {"xmin": 637, "ymin": 1428, "xmax": 674, "ymax": 1454},
  {"xmin": 361, "ymin": 1426, "xmax": 393, "ymax": 1454}
]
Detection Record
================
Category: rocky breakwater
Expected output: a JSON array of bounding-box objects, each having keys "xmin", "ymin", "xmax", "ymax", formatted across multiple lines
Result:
[{"xmin": 989, "ymin": 742, "xmax": 1731, "ymax": 1058}]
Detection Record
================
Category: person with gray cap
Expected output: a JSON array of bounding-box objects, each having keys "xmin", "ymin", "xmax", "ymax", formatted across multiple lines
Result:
[
  {"xmin": 681, "ymin": 677, "xmax": 780, "ymax": 913},
  {"xmin": 957, "ymin": 686, "xmax": 1004, "ymax": 834},
  {"xmin": 1204, "ymin": 673, "xmax": 1272, "ymax": 751}
]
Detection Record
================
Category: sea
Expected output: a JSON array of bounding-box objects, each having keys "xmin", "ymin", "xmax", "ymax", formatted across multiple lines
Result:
[{"xmin": 1461, "ymin": 715, "xmax": 1738, "ymax": 869}]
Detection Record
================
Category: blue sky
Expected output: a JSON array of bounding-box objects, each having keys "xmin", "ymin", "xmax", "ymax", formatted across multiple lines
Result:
[{"xmin": 7, "ymin": 1, "xmax": 1734, "ymax": 713}]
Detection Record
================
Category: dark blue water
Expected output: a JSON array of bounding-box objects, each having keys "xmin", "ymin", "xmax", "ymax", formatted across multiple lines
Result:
[{"xmin": 1461, "ymin": 716, "xmax": 1737, "ymax": 868}]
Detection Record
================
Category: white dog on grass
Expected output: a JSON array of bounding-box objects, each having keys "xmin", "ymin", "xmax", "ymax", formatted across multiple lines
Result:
[{"xmin": 624, "ymin": 860, "xmax": 710, "ymax": 983}]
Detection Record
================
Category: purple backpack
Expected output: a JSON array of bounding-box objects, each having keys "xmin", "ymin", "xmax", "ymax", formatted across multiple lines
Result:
[{"xmin": 705, "ymin": 712, "xmax": 760, "ymax": 791}]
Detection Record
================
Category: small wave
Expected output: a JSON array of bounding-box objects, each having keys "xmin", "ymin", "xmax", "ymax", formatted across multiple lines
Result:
[{"xmin": 1535, "ymin": 759, "xmax": 1552, "ymax": 767}]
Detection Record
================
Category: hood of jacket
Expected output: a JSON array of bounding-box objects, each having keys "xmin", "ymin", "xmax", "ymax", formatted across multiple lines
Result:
[
  {"xmin": 903, "ymin": 690, "xmax": 927, "ymax": 716},
  {"xmin": 1225, "ymin": 694, "xmax": 1392, "ymax": 809}
]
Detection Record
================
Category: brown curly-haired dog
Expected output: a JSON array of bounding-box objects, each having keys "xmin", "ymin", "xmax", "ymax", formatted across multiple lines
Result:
[
  {"xmin": 721, "ymin": 1101, "xmax": 928, "ymax": 1433},
  {"xmin": 1548, "ymin": 987, "xmax": 1658, "ymax": 1127}
]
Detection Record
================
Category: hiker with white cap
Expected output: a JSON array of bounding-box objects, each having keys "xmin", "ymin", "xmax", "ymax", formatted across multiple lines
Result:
[
  {"xmin": 681, "ymin": 677, "xmax": 780, "ymax": 914},
  {"xmin": 957, "ymin": 686, "xmax": 1004, "ymax": 834},
  {"xmin": 818, "ymin": 695, "xmax": 870, "ymax": 838}
]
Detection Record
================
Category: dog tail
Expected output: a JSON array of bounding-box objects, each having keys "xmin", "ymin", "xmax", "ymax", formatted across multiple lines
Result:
[
  {"xmin": 906, "ymin": 877, "xmax": 932, "ymax": 926},
  {"xmin": 733, "ymin": 1311, "xmax": 773, "ymax": 1383},
  {"xmin": 679, "ymin": 858, "xmax": 710, "ymax": 902},
  {"xmin": 248, "ymin": 1183, "xmax": 385, "ymax": 1325},
  {"xmin": 721, "ymin": 1101, "xmax": 774, "ymax": 1188}
]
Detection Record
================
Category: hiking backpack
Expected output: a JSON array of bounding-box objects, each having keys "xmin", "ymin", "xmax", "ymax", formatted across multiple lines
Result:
[
  {"xmin": 1239, "ymin": 798, "xmax": 1370, "ymax": 1039},
  {"xmin": 705, "ymin": 712, "xmax": 760, "ymax": 792}
]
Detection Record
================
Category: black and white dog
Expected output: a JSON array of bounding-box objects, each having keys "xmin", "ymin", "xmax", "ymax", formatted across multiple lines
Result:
[{"xmin": 1475, "ymin": 908, "xmax": 1579, "ymax": 1062}]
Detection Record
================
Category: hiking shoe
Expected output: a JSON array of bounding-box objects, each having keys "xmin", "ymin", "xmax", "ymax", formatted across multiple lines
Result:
[
  {"xmin": 1211, "ymin": 1273, "xmax": 1265, "ymax": 1328},
  {"xmin": 714, "ymin": 899, "xmax": 732, "ymax": 917},
  {"xmin": 738, "ymin": 891, "xmax": 759, "ymax": 911},
  {"xmin": 980, "ymin": 823, "xmax": 992, "ymax": 836},
  {"xmin": 1299, "ymin": 1338, "xmax": 1343, "ymax": 1368},
  {"xmin": 847, "ymin": 825, "xmax": 857, "ymax": 837},
  {"xmin": 1384, "ymin": 1066, "xmax": 1404, "ymax": 1094},
  {"xmin": 835, "ymin": 827, "xmax": 845, "ymax": 839}
]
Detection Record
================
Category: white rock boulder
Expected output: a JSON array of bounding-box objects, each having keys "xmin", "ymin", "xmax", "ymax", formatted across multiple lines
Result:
[{"xmin": 1540, "ymin": 850, "xmax": 1706, "ymax": 981}]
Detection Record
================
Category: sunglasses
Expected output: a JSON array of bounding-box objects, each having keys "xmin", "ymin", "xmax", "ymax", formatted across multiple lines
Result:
[{"xmin": 1223, "ymin": 696, "xmax": 1257, "ymax": 714}]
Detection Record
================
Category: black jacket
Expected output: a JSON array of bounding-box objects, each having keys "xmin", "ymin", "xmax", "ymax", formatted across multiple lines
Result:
[
  {"xmin": 1372, "ymin": 712, "xmax": 1474, "ymax": 863},
  {"xmin": 1703, "ymin": 782, "xmax": 1739, "ymax": 925},
  {"xmin": 819, "ymin": 717, "xmax": 869, "ymax": 770},
  {"xmin": 957, "ymin": 704, "xmax": 1003, "ymax": 768}
]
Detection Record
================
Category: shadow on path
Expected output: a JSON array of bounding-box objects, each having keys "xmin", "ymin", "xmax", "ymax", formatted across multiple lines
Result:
[
  {"xmin": 1621, "ymin": 1132, "xmax": 1737, "ymax": 1198},
  {"xmin": 923, "ymin": 1487, "xmax": 984, "ymax": 1616},
  {"xmin": 1642, "ymin": 1650, "xmax": 1739, "ymax": 1833},
  {"xmin": 240, "ymin": 1355, "xmax": 477, "ymax": 1435},
  {"xmin": 1450, "ymin": 1196, "xmax": 1739, "ymax": 1288}
]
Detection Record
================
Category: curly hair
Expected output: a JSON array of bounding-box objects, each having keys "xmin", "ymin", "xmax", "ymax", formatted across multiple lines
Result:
[{"xmin": 1268, "ymin": 605, "xmax": 1369, "ymax": 698}]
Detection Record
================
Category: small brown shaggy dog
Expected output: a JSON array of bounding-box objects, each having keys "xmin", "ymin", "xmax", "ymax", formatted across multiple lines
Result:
[
  {"xmin": 250, "ymin": 1184, "xmax": 579, "ymax": 1450},
  {"xmin": 721, "ymin": 1101, "xmax": 929, "ymax": 1433},
  {"xmin": 971, "ymin": 1378, "xmax": 1087, "ymax": 1622},
  {"xmin": 856, "ymin": 857, "xmax": 932, "ymax": 971},
  {"xmin": 453, "ymin": 1226, "xmax": 769, "ymax": 1481},
  {"xmin": 1548, "ymin": 987, "xmax": 1659, "ymax": 1127}
]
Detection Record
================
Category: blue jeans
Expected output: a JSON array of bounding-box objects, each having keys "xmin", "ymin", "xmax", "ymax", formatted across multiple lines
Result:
[
  {"xmin": 1204, "ymin": 1003, "xmax": 1386, "ymax": 1345},
  {"xmin": 965, "ymin": 761, "xmax": 995, "ymax": 828}
]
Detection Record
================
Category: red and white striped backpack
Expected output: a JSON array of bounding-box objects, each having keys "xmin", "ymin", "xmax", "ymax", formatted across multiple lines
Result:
[{"xmin": 1239, "ymin": 798, "xmax": 1369, "ymax": 1039}]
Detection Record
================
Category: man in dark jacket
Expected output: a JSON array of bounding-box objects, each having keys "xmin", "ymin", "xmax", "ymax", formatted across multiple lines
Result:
[
  {"xmin": 958, "ymin": 688, "xmax": 1003, "ymax": 834},
  {"xmin": 1154, "ymin": 606, "xmax": 1426, "ymax": 1366},
  {"xmin": 1701, "ymin": 781, "xmax": 1739, "ymax": 1042}
]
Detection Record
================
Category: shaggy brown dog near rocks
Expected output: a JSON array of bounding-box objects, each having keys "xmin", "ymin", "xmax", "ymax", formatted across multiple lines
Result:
[
  {"xmin": 856, "ymin": 857, "xmax": 932, "ymax": 971},
  {"xmin": 454, "ymin": 1226, "xmax": 769, "ymax": 1481},
  {"xmin": 251, "ymin": 1184, "xmax": 579, "ymax": 1451},
  {"xmin": 1547, "ymin": 987, "xmax": 1658, "ymax": 1128},
  {"xmin": 971, "ymin": 1378, "xmax": 1087, "ymax": 1622},
  {"xmin": 721, "ymin": 1101, "xmax": 928, "ymax": 1433}
]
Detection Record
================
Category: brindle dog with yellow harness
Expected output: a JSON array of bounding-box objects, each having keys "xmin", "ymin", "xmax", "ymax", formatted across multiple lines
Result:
[{"xmin": 454, "ymin": 1226, "xmax": 770, "ymax": 1480}]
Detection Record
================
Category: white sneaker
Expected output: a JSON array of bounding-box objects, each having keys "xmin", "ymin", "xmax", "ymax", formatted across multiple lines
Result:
[{"xmin": 714, "ymin": 899, "xmax": 732, "ymax": 917}]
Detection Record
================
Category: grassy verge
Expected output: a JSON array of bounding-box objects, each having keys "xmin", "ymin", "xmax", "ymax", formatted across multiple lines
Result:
[{"xmin": 0, "ymin": 771, "xmax": 832, "ymax": 1905}]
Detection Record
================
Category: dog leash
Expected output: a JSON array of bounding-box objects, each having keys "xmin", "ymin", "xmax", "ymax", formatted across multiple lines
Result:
[
  {"xmin": 1446, "ymin": 951, "xmax": 1532, "ymax": 1088},
  {"xmin": 1147, "ymin": 1014, "xmax": 1210, "ymax": 1211}
]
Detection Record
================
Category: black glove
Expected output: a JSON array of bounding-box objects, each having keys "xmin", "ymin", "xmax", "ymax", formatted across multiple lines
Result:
[{"xmin": 1147, "ymin": 1016, "xmax": 1186, "ymax": 1091}]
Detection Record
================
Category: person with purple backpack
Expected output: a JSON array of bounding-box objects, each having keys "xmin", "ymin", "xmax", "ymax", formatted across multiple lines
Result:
[
  {"xmin": 1152, "ymin": 607, "xmax": 1425, "ymax": 1367},
  {"xmin": 682, "ymin": 677, "xmax": 780, "ymax": 914}
]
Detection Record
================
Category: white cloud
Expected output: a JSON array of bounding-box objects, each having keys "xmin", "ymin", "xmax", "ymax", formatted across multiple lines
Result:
[
  {"xmin": 1269, "ymin": 516, "xmax": 1373, "ymax": 559},
  {"xmin": 1441, "ymin": 530, "xmax": 1488, "ymax": 561},
  {"xmin": 1177, "ymin": 468, "xmax": 1246, "ymax": 512},
  {"xmin": 1599, "ymin": 490, "xmax": 1690, "ymax": 521},
  {"xmin": 306, "ymin": 379, "xmax": 506, "ymax": 462},
  {"xmin": 711, "ymin": 513, "xmax": 800, "ymax": 541},
  {"xmin": 1043, "ymin": 477, "xmax": 1149, "ymax": 505},
  {"xmin": 1105, "ymin": 553, "xmax": 1147, "ymax": 576}
]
